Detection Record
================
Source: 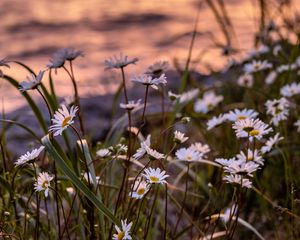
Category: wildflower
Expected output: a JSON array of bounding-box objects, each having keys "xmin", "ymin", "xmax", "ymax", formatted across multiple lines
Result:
[
  {"xmin": 232, "ymin": 118, "xmax": 272, "ymax": 140},
  {"xmin": 236, "ymin": 149, "xmax": 264, "ymax": 166},
  {"xmin": 280, "ymin": 82, "xmax": 300, "ymax": 97},
  {"xmin": 273, "ymin": 45, "xmax": 282, "ymax": 56},
  {"xmin": 34, "ymin": 172, "xmax": 54, "ymax": 197},
  {"xmin": 145, "ymin": 145, "xmax": 165, "ymax": 160},
  {"xmin": 223, "ymin": 174, "xmax": 252, "ymax": 188},
  {"xmin": 194, "ymin": 91, "xmax": 223, "ymax": 114},
  {"xmin": 207, "ymin": 114, "xmax": 227, "ymax": 130},
  {"xmin": 131, "ymin": 73, "xmax": 167, "ymax": 90},
  {"xmin": 265, "ymin": 97, "xmax": 289, "ymax": 126},
  {"xmin": 179, "ymin": 89, "xmax": 199, "ymax": 104},
  {"xmin": 96, "ymin": 148, "xmax": 111, "ymax": 157},
  {"xmin": 116, "ymin": 144, "xmax": 128, "ymax": 153},
  {"xmin": 129, "ymin": 179, "xmax": 150, "ymax": 199},
  {"xmin": 49, "ymin": 105, "xmax": 78, "ymax": 136},
  {"xmin": 226, "ymin": 109, "xmax": 258, "ymax": 122},
  {"xmin": 133, "ymin": 135, "xmax": 151, "ymax": 160},
  {"xmin": 0, "ymin": 58, "xmax": 10, "ymax": 77},
  {"xmin": 66, "ymin": 187, "xmax": 75, "ymax": 195},
  {"xmin": 175, "ymin": 148, "xmax": 201, "ymax": 162},
  {"xmin": 174, "ymin": 130, "xmax": 189, "ymax": 144},
  {"xmin": 276, "ymin": 64, "xmax": 296, "ymax": 73},
  {"xmin": 261, "ymin": 133, "xmax": 284, "ymax": 154},
  {"xmin": 113, "ymin": 219, "xmax": 133, "ymax": 240},
  {"xmin": 120, "ymin": 99, "xmax": 142, "ymax": 111},
  {"xmin": 215, "ymin": 157, "xmax": 236, "ymax": 166},
  {"xmin": 15, "ymin": 146, "xmax": 45, "ymax": 167},
  {"xmin": 243, "ymin": 60, "xmax": 272, "ymax": 73},
  {"xmin": 47, "ymin": 48, "xmax": 83, "ymax": 69},
  {"xmin": 223, "ymin": 159, "xmax": 260, "ymax": 177},
  {"xmin": 145, "ymin": 60, "xmax": 168, "ymax": 76},
  {"xmin": 168, "ymin": 91, "xmax": 181, "ymax": 101},
  {"xmin": 265, "ymin": 71, "xmax": 278, "ymax": 85},
  {"xmin": 237, "ymin": 73, "xmax": 253, "ymax": 88},
  {"xmin": 143, "ymin": 167, "xmax": 169, "ymax": 184},
  {"xmin": 105, "ymin": 53, "xmax": 138, "ymax": 70},
  {"xmin": 189, "ymin": 142, "xmax": 211, "ymax": 157},
  {"xmin": 19, "ymin": 71, "xmax": 44, "ymax": 92}
]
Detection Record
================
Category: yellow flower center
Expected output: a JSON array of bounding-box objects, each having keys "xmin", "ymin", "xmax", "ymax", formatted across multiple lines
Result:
[
  {"xmin": 186, "ymin": 155, "xmax": 193, "ymax": 161},
  {"xmin": 42, "ymin": 180, "xmax": 49, "ymax": 189},
  {"xmin": 117, "ymin": 231, "xmax": 125, "ymax": 240},
  {"xmin": 249, "ymin": 129, "xmax": 260, "ymax": 136},
  {"xmin": 247, "ymin": 155, "xmax": 253, "ymax": 161},
  {"xmin": 238, "ymin": 116, "xmax": 246, "ymax": 120},
  {"xmin": 150, "ymin": 176, "xmax": 159, "ymax": 183},
  {"xmin": 137, "ymin": 188, "xmax": 145, "ymax": 195},
  {"xmin": 62, "ymin": 116, "xmax": 71, "ymax": 127}
]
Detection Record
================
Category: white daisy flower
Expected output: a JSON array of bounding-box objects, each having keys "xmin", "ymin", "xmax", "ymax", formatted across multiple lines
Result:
[
  {"xmin": 19, "ymin": 70, "xmax": 44, "ymax": 92},
  {"xmin": 47, "ymin": 48, "xmax": 83, "ymax": 69},
  {"xmin": 145, "ymin": 60, "xmax": 168, "ymax": 76},
  {"xmin": 34, "ymin": 172, "xmax": 54, "ymax": 197},
  {"xmin": 223, "ymin": 159, "xmax": 260, "ymax": 177},
  {"xmin": 280, "ymin": 82, "xmax": 300, "ymax": 97},
  {"xmin": 105, "ymin": 53, "xmax": 138, "ymax": 70},
  {"xmin": 120, "ymin": 99, "xmax": 142, "ymax": 111},
  {"xmin": 207, "ymin": 114, "xmax": 227, "ymax": 130},
  {"xmin": 131, "ymin": 73, "xmax": 167, "ymax": 90},
  {"xmin": 188, "ymin": 142, "xmax": 211, "ymax": 157},
  {"xmin": 179, "ymin": 88, "xmax": 199, "ymax": 104},
  {"xmin": 133, "ymin": 135, "xmax": 151, "ymax": 160},
  {"xmin": 15, "ymin": 146, "xmax": 45, "ymax": 167},
  {"xmin": 276, "ymin": 64, "xmax": 296, "ymax": 73},
  {"xmin": 175, "ymin": 148, "xmax": 202, "ymax": 162},
  {"xmin": 261, "ymin": 133, "xmax": 284, "ymax": 154},
  {"xmin": 63, "ymin": 48, "xmax": 84, "ymax": 61},
  {"xmin": 215, "ymin": 157, "xmax": 236, "ymax": 167},
  {"xmin": 265, "ymin": 97, "xmax": 289, "ymax": 126},
  {"xmin": 49, "ymin": 105, "xmax": 78, "ymax": 136},
  {"xmin": 143, "ymin": 167, "xmax": 169, "ymax": 185},
  {"xmin": 243, "ymin": 60, "xmax": 272, "ymax": 73},
  {"xmin": 232, "ymin": 118, "xmax": 272, "ymax": 140},
  {"xmin": 174, "ymin": 130, "xmax": 189, "ymax": 144},
  {"xmin": 223, "ymin": 174, "xmax": 252, "ymax": 188},
  {"xmin": 129, "ymin": 179, "xmax": 150, "ymax": 199},
  {"xmin": 168, "ymin": 91, "xmax": 181, "ymax": 101},
  {"xmin": 236, "ymin": 149, "xmax": 264, "ymax": 166},
  {"xmin": 96, "ymin": 148, "xmax": 111, "ymax": 157},
  {"xmin": 113, "ymin": 219, "xmax": 133, "ymax": 240},
  {"xmin": 237, "ymin": 73, "xmax": 253, "ymax": 88},
  {"xmin": 225, "ymin": 109, "xmax": 258, "ymax": 122},
  {"xmin": 145, "ymin": 145, "xmax": 165, "ymax": 160},
  {"xmin": 265, "ymin": 71, "xmax": 278, "ymax": 85},
  {"xmin": 194, "ymin": 91, "xmax": 223, "ymax": 114}
]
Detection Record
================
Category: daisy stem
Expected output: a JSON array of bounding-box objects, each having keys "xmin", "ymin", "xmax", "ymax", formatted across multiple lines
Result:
[
  {"xmin": 164, "ymin": 184, "xmax": 168, "ymax": 240},
  {"xmin": 53, "ymin": 162, "xmax": 61, "ymax": 238},
  {"xmin": 23, "ymin": 190, "xmax": 35, "ymax": 238},
  {"xmin": 36, "ymin": 87, "xmax": 52, "ymax": 121},
  {"xmin": 63, "ymin": 64, "xmax": 85, "ymax": 136},
  {"xmin": 44, "ymin": 198, "xmax": 51, "ymax": 240},
  {"xmin": 61, "ymin": 192, "xmax": 78, "ymax": 238},
  {"xmin": 144, "ymin": 186, "xmax": 159, "ymax": 239},
  {"xmin": 161, "ymin": 85, "xmax": 165, "ymax": 131},
  {"xmin": 173, "ymin": 163, "xmax": 190, "ymax": 237},
  {"xmin": 32, "ymin": 163, "xmax": 40, "ymax": 240}
]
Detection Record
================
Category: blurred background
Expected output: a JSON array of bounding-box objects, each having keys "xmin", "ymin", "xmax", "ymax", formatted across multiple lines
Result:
[{"xmin": 1, "ymin": 0, "xmax": 299, "ymax": 112}]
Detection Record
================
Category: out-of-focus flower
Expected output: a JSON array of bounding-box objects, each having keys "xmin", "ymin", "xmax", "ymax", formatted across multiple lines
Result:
[
  {"xmin": 175, "ymin": 148, "xmax": 201, "ymax": 162},
  {"xmin": 19, "ymin": 71, "xmax": 44, "ymax": 92},
  {"xmin": 133, "ymin": 135, "xmax": 151, "ymax": 160},
  {"xmin": 207, "ymin": 114, "xmax": 227, "ymax": 130},
  {"xmin": 132, "ymin": 73, "xmax": 167, "ymax": 90},
  {"xmin": 244, "ymin": 60, "xmax": 272, "ymax": 73},
  {"xmin": 179, "ymin": 89, "xmax": 199, "ymax": 104},
  {"xmin": 223, "ymin": 174, "xmax": 252, "ymax": 188},
  {"xmin": 265, "ymin": 71, "xmax": 278, "ymax": 85},
  {"xmin": 34, "ymin": 172, "xmax": 54, "ymax": 197},
  {"xmin": 189, "ymin": 142, "xmax": 210, "ymax": 157},
  {"xmin": 265, "ymin": 97, "xmax": 289, "ymax": 126},
  {"xmin": 194, "ymin": 91, "xmax": 223, "ymax": 114},
  {"xmin": 47, "ymin": 48, "xmax": 83, "ymax": 69},
  {"xmin": 261, "ymin": 133, "xmax": 283, "ymax": 154},
  {"xmin": 105, "ymin": 53, "xmax": 138, "ymax": 70},
  {"xmin": 280, "ymin": 82, "xmax": 300, "ymax": 97},
  {"xmin": 15, "ymin": 146, "xmax": 45, "ymax": 167},
  {"xmin": 174, "ymin": 130, "xmax": 188, "ymax": 144},
  {"xmin": 145, "ymin": 60, "xmax": 168, "ymax": 76},
  {"xmin": 237, "ymin": 73, "xmax": 253, "ymax": 88},
  {"xmin": 120, "ymin": 99, "xmax": 142, "ymax": 111},
  {"xmin": 49, "ymin": 105, "xmax": 78, "ymax": 136},
  {"xmin": 96, "ymin": 148, "xmax": 111, "ymax": 157},
  {"xmin": 236, "ymin": 149, "xmax": 264, "ymax": 166},
  {"xmin": 226, "ymin": 109, "xmax": 259, "ymax": 122}
]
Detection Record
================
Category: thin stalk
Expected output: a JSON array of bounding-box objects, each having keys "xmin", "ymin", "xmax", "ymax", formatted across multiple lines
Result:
[
  {"xmin": 53, "ymin": 162, "xmax": 61, "ymax": 238},
  {"xmin": 36, "ymin": 87, "xmax": 52, "ymax": 121},
  {"xmin": 32, "ymin": 164, "xmax": 40, "ymax": 240},
  {"xmin": 144, "ymin": 186, "xmax": 159, "ymax": 239},
  {"xmin": 173, "ymin": 163, "xmax": 190, "ymax": 237},
  {"xmin": 44, "ymin": 198, "xmax": 51, "ymax": 240},
  {"xmin": 23, "ymin": 190, "xmax": 35, "ymax": 238},
  {"xmin": 164, "ymin": 184, "xmax": 168, "ymax": 240}
]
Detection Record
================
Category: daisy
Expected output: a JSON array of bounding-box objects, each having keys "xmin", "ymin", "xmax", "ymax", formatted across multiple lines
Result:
[
  {"xmin": 189, "ymin": 142, "xmax": 211, "ymax": 157},
  {"xmin": 261, "ymin": 133, "xmax": 284, "ymax": 154},
  {"xmin": 15, "ymin": 146, "xmax": 45, "ymax": 167},
  {"xmin": 131, "ymin": 73, "xmax": 167, "ymax": 90},
  {"xmin": 19, "ymin": 70, "xmax": 44, "ymax": 92},
  {"xmin": 96, "ymin": 148, "xmax": 111, "ymax": 157},
  {"xmin": 143, "ymin": 167, "xmax": 169, "ymax": 185},
  {"xmin": 276, "ymin": 64, "xmax": 296, "ymax": 73},
  {"xmin": 145, "ymin": 145, "xmax": 165, "ymax": 160},
  {"xmin": 168, "ymin": 91, "xmax": 181, "ymax": 101},
  {"xmin": 179, "ymin": 88, "xmax": 199, "ymax": 104},
  {"xmin": 49, "ymin": 105, "xmax": 78, "ymax": 136},
  {"xmin": 236, "ymin": 149, "xmax": 264, "ymax": 166},
  {"xmin": 223, "ymin": 159, "xmax": 260, "ymax": 177},
  {"xmin": 145, "ymin": 60, "xmax": 168, "ymax": 76},
  {"xmin": 120, "ymin": 99, "xmax": 142, "ymax": 111},
  {"xmin": 223, "ymin": 174, "xmax": 252, "ymax": 188},
  {"xmin": 129, "ymin": 179, "xmax": 150, "ymax": 199},
  {"xmin": 34, "ymin": 172, "xmax": 54, "ymax": 197},
  {"xmin": 194, "ymin": 91, "xmax": 223, "ymax": 114},
  {"xmin": 133, "ymin": 135, "xmax": 151, "ymax": 160},
  {"xmin": 105, "ymin": 53, "xmax": 138, "ymax": 70},
  {"xmin": 207, "ymin": 114, "xmax": 227, "ymax": 130},
  {"xmin": 225, "ymin": 109, "xmax": 258, "ymax": 122},
  {"xmin": 113, "ymin": 219, "xmax": 133, "ymax": 240},
  {"xmin": 0, "ymin": 58, "xmax": 10, "ymax": 77},
  {"xmin": 265, "ymin": 71, "xmax": 278, "ymax": 85},
  {"xmin": 175, "ymin": 148, "xmax": 202, "ymax": 162},
  {"xmin": 265, "ymin": 98, "xmax": 289, "ymax": 126},
  {"xmin": 174, "ymin": 130, "xmax": 189, "ymax": 144},
  {"xmin": 232, "ymin": 118, "xmax": 272, "ymax": 140},
  {"xmin": 237, "ymin": 73, "xmax": 253, "ymax": 88},
  {"xmin": 243, "ymin": 60, "xmax": 272, "ymax": 73},
  {"xmin": 63, "ymin": 48, "xmax": 84, "ymax": 61},
  {"xmin": 280, "ymin": 82, "xmax": 300, "ymax": 97}
]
